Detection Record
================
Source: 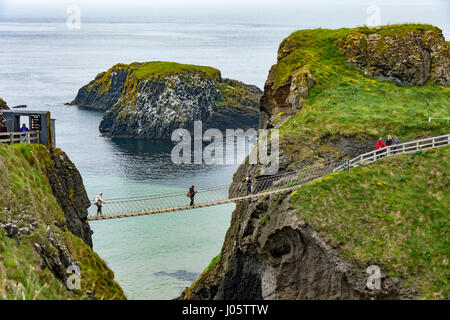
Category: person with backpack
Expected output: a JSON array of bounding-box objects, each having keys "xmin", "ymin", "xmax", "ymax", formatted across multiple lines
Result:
[
  {"xmin": 188, "ymin": 185, "xmax": 197, "ymax": 207},
  {"xmin": 94, "ymin": 192, "xmax": 105, "ymax": 216},
  {"xmin": 243, "ymin": 176, "xmax": 252, "ymax": 196}
]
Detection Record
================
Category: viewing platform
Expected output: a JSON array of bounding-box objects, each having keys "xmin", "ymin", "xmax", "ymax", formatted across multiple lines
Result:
[{"xmin": 0, "ymin": 110, "xmax": 55, "ymax": 148}]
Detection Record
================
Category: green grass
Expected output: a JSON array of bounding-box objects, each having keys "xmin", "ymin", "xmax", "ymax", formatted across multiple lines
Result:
[
  {"xmin": 260, "ymin": 215, "xmax": 270, "ymax": 225},
  {"xmin": 0, "ymin": 97, "xmax": 8, "ymax": 109},
  {"xmin": 133, "ymin": 61, "xmax": 220, "ymax": 80},
  {"xmin": 290, "ymin": 146, "xmax": 450, "ymax": 299},
  {"xmin": 0, "ymin": 231, "xmax": 78, "ymax": 300},
  {"xmin": 272, "ymin": 25, "xmax": 450, "ymax": 163},
  {"xmin": 206, "ymin": 254, "xmax": 221, "ymax": 271},
  {"xmin": 0, "ymin": 143, "xmax": 126, "ymax": 300}
]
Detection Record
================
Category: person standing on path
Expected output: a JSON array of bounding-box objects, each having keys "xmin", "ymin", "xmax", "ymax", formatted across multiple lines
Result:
[
  {"xmin": 376, "ymin": 136, "xmax": 386, "ymax": 158},
  {"xmin": 188, "ymin": 185, "xmax": 197, "ymax": 207},
  {"xmin": 385, "ymin": 135, "xmax": 393, "ymax": 155},
  {"xmin": 386, "ymin": 135, "xmax": 393, "ymax": 147},
  {"xmin": 376, "ymin": 136, "xmax": 386, "ymax": 150},
  {"xmin": 94, "ymin": 192, "xmax": 105, "ymax": 216},
  {"xmin": 392, "ymin": 136, "xmax": 400, "ymax": 153}
]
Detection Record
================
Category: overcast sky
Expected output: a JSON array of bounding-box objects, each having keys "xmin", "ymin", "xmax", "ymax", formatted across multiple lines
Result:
[{"xmin": 0, "ymin": 0, "xmax": 448, "ymax": 22}]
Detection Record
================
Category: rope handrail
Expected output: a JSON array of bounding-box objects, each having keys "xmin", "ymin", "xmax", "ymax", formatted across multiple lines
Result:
[
  {"xmin": 88, "ymin": 133, "xmax": 449, "ymax": 221},
  {"xmin": 90, "ymin": 184, "xmax": 231, "ymax": 203}
]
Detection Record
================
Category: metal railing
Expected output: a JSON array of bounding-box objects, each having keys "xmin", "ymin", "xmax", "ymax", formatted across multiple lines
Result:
[
  {"xmin": 0, "ymin": 131, "xmax": 40, "ymax": 145},
  {"xmin": 88, "ymin": 134, "xmax": 450, "ymax": 220}
]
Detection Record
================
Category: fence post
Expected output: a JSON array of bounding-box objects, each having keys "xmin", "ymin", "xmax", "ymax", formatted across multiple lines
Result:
[
  {"xmin": 10, "ymin": 132, "xmax": 13, "ymax": 144},
  {"xmin": 344, "ymin": 159, "xmax": 350, "ymax": 172}
]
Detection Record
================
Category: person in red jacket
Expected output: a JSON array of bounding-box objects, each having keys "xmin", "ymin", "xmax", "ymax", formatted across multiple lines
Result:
[
  {"xmin": 376, "ymin": 136, "xmax": 386, "ymax": 158},
  {"xmin": 376, "ymin": 136, "xmax": 386, "ymax": 150}
]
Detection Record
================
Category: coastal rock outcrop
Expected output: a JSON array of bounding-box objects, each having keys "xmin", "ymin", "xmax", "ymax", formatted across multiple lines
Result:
[
  {"xmin": 44, "ymin": 149, "xmax": 93, "ymax": 248},
  {"xmin": 71, "ymin": 62, "xmax": 262, "ymax": 139},
  {"xmin": 180, "ymin": 24, "xmax": 450, "ymax": 300},
  {"xmin": 337, "ymin": 25, "xmax": 450, "ymax": 87}
]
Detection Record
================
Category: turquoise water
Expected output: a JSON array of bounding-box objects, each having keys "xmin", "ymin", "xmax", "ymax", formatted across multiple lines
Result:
[
  {"xmin": 90, "ymin": 204, "xmax": 235, "ymax": 299},
  {"xmin": 0, "ymin": 3, "xmax": 448, "ymax": 299}
]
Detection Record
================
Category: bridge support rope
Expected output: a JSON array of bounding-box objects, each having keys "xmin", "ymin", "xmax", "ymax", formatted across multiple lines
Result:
[{"xmin": 87, "ymin": 134, "xmax": 449, "ymax": 221}]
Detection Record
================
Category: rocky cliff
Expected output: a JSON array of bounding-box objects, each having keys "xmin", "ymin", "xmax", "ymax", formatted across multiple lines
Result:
[
  {"xmin": 70, "ymin": 61, "xmax": 262, "ymax": 139},
  {"xmin": 180, "ymin": 24, "xmax": 450, "ymax": 300},
  {"xmin": 44, "ymin": 149, "xmax": 93, "ymax": 248},
  {"xmin": 0, "ymin": 143, "xmax": 125, "ymax": 299}
]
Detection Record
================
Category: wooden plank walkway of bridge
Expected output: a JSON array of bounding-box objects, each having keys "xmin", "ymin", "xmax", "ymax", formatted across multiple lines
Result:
[{"xmin": 88, "ymin": 185, "xmax": 298, "ymax": 221}]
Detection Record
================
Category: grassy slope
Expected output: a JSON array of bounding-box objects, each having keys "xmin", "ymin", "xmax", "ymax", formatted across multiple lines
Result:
[
  {"xmin": 189, "ymin": 25, "xmax": 449, "ymax": 293},
  {"xmin": 273, "ymin": 25, "xmax": 450, "ymax": 162},
  {"xmin": 290, "ymin": 146, "xmax": 449, "ymax": 298},
  {"xmin": 0, "ymin": 143, "xmax": 125, "ymax": 300}
]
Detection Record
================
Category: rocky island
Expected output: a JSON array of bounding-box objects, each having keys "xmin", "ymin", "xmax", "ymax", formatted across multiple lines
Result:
[
  {"xmin": 180, "ymin": 24, "xmax": 450, "ymax": 300},
  {"xmin": 70, "ymin": 61, "xmax": 262, "ymax": 139}
]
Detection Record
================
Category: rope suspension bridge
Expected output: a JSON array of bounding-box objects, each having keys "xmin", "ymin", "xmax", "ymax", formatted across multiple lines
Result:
[{"xmin": 87, "ymin": 134, "xmax": 450, "ymax": 221}]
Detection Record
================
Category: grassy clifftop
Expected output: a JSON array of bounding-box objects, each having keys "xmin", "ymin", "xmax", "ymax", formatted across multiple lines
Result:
[
  {"xmin": 265, "ymin": 24, "xmax": 450, "ymax": 164},
  {"xmin": 290, "ymin": 146, "xmax": 449, "ymax": 299},
  {"xmin": 0, "ymin": 144, "xmax": 125, "ymax": 300},
  {"xmin": 84, "ymin": 61, "xmax": 221, "ymax": 97}
]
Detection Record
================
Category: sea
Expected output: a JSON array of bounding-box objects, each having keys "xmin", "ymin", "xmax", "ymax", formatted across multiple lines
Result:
[{"xmin": 0, "ymin": 2, "xmax": 448, "ymax": 299}]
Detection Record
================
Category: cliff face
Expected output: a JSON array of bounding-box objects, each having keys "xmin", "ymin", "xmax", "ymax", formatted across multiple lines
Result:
[
  {"xmin": 337, "ymin": 26, "xmax": 450, "ymax": 87},
  {"xmin": 71, "ymin": 62, "xmax": 262, "ymax": 139},
  {"xmin": 180, "ymin": 24, "xmax": 450, "ymax": 300},
  {"xmin": 44, "ymin": 150, "xmax": 93, "ymax": 248},
  {"xmin": 0, "ymin": 144, "xmax": 125, "ymax": 299}
]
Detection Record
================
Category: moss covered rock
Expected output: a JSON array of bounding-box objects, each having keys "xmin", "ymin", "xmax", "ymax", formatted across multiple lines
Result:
[
  {"xmin": 338, "ymin": 25, "xmax": 450, "ymax": 87},
  {"xmin": 71, "ymin": 61, "xmax": 262, "ymax": 139},
  {"xmin": 0, "ymin": 98, "xmax": 9, "ymax": 110}
]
